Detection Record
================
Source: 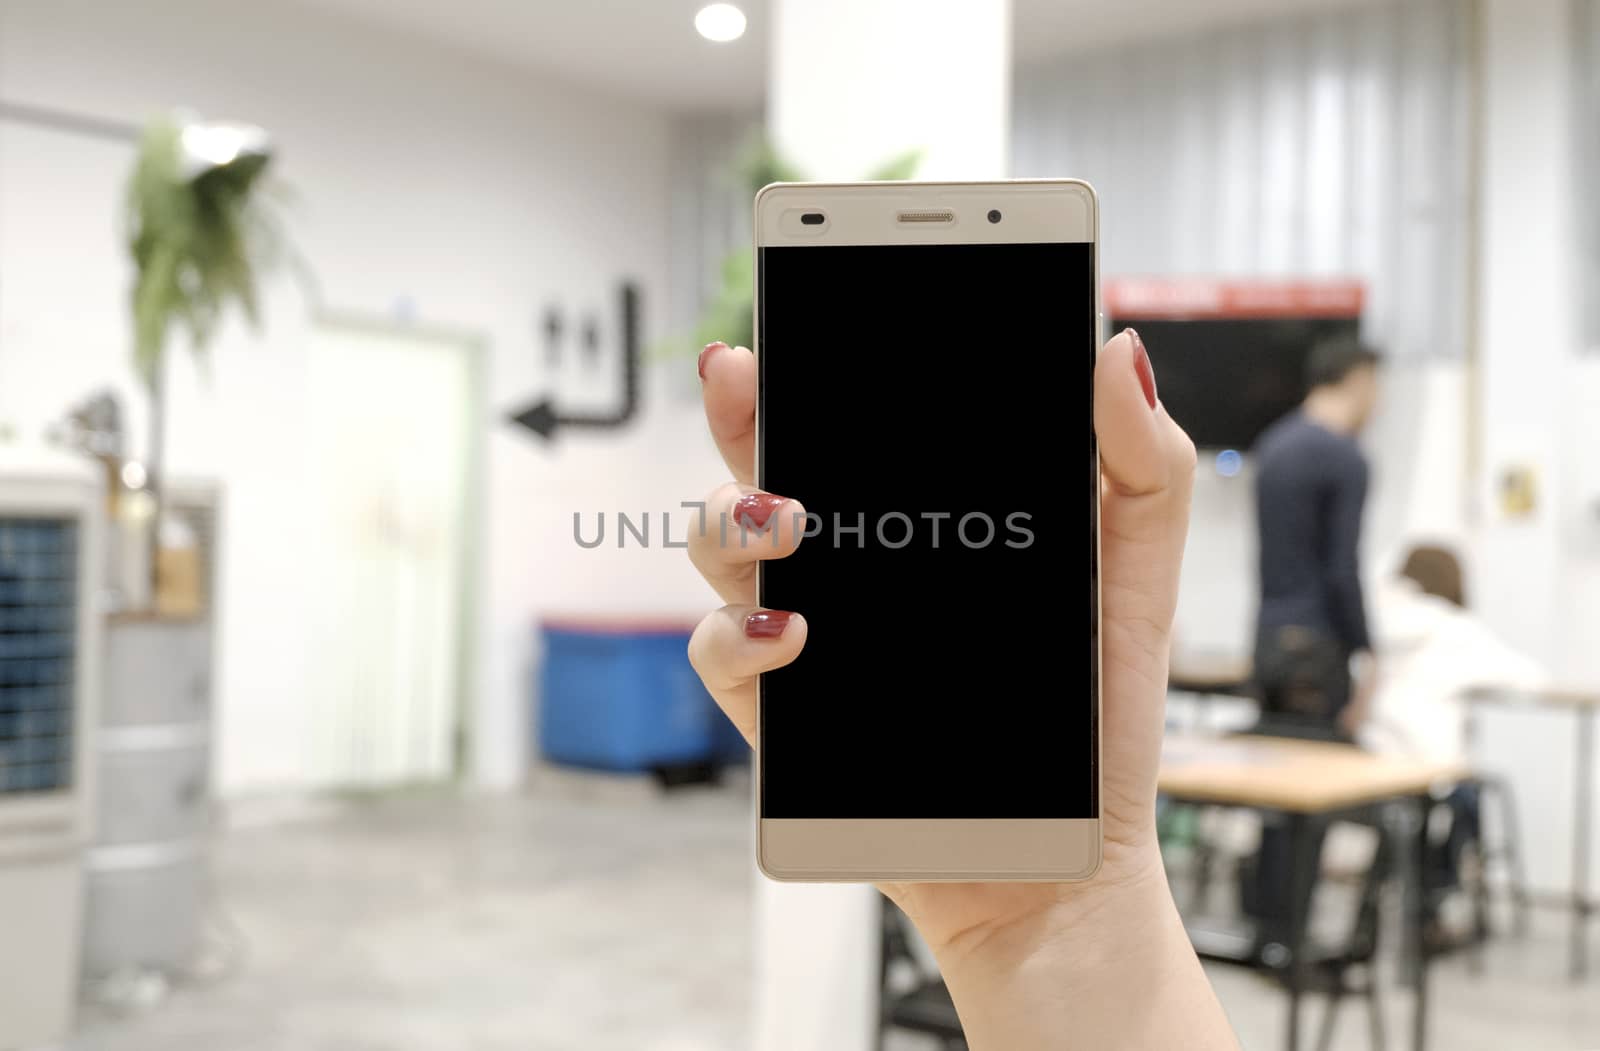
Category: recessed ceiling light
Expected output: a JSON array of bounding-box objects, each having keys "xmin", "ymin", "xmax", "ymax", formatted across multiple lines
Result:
[{"xmin": 695, "ymin": 3, "xmax": 747, "ymax": 43}]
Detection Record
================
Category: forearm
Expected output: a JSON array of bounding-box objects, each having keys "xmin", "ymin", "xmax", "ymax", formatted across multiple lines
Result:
[
  {"xmin": 934, "ymin": 856, "xmax": 1240, "ymax": 1051},
  {"xmin": 1328, "ymin": 576, "xmax": 1371, "ymax": 653},
  {"xmin": 1326, "ymin": 457, "xmax": 1371, "ymax": 653}
]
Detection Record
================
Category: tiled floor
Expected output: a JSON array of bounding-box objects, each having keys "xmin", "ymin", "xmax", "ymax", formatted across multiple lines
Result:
[{"xmin": 67, "ymin": 779, "xmax": 1600, "ymax": 1051}]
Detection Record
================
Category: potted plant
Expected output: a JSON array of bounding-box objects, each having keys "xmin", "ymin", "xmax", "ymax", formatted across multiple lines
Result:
[{"xmin": 125, "ymin": 112, "xmax": 286, "ymax": 608}]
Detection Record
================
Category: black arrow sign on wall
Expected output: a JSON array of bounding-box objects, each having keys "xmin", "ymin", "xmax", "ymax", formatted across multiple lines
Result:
[{"xmin": 509, "ymin": 281, "xmax": 640, "ymax": 441}]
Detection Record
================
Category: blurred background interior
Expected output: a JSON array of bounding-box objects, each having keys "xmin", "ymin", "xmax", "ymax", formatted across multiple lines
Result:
[{"xmin": 1, "ymin": 0, "xmax": 1599, "ymax": 1048}]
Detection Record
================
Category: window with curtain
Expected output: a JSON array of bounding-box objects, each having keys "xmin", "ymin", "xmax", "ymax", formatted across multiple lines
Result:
[
  {"xmin": 669, "ymin": 4, "xmax": 1475, "ymax": 361},
  {"xmin": 1012, "ymin": 0, "xmax": 1473, "ymax": 361}
]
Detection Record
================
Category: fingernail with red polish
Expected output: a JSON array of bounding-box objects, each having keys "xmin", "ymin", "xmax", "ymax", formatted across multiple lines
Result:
[
  {"xmin": 745, "ymin": 610, "xmax": 795, "ymax": 639},
  {"xmin": 733, "ymin": 491, "xmax": 788, "ymax": 529},
  {"xmin": 1129, "ymin": 328, "xmax": 1157, "ymax": 410},
  {"xmin": 698, "ymin": 341, "xmax": 727, "ymax": 381}
]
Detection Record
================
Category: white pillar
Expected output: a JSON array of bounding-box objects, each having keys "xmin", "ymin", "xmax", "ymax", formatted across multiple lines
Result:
[
  {"xmin": 768, "ymin": 0, "xmax": 1011, "ymax": 181},
  {"xmin": 1474, "ymin": 0, "xmax": 1578, "ymax": 674},
  {"xmin": 756, "ymin": 5, "xmax": 1011, "ymax": 1050}
]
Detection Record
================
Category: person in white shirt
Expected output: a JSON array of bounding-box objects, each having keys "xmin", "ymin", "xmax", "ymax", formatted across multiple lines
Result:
[
  {"xmin": 1359, "ymin": 544, "xmax": 1544, "ymax": 908},
  {"xmin": 1360, "ymin": 544, "xmax": 1545, "ymax": 763}
]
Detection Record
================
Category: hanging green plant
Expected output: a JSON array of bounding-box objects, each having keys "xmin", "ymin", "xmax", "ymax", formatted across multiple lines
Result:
[
  {"xmin": 671, "ymin": 138, "xmax": 921, "ymax": 360},
  {"xmin": 127, "ymin": 114, "xmax": 287, "ymax": 384}
]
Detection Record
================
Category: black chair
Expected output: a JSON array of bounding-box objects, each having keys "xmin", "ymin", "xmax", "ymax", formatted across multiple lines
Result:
[
  {"xmin": 1306, "ymin": 826, "xmax": 1393, "ymax": 1051},
  {"xmin": 1187, "ymin": 814, "xmax": 1394, "ymax": 1051},
  {"xmin": 878, "ymin": 897, "xmax": 965, "ymax": 1051},
  {"xmin": 1416, "ymin": 775, "xmax": 1531, "ymax": 974},
  {"xmin": 1469, "ymin": 774, "xmax": 1532, "ymax": 940}
]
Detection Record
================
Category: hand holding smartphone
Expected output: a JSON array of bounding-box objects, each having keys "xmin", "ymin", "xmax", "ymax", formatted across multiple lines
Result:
[{"xmin": 686, "ymin": 183, "xmax": 1226, "ymax": 1045}]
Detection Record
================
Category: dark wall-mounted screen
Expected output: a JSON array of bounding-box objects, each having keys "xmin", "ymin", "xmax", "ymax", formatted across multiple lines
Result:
[{"xmin": 1108, "ymin": 317, "xmax": 1361, "ymax": 450}]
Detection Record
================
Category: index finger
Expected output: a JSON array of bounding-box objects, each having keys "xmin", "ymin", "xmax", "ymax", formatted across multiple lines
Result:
[{"xmin": 699, "ymin": 342, "xmax": 757, "ymax": 486}]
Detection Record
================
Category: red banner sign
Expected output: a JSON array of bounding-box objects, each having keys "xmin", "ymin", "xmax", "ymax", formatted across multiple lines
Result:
[{"xmin": 1105, "ymin": 279, "xmax": 1364, "ymax": 320}]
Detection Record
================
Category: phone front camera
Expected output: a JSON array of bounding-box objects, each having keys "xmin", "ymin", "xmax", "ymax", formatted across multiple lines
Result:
[{"xmin": 987, "ymin": 209, "xmax": 1002, "ymax": 224}]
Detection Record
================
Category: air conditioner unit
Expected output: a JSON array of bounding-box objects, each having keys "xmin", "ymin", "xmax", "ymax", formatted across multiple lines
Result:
[{"xmin": 0, "ymin": 449, "xmax": 103, "ymax": 1049}]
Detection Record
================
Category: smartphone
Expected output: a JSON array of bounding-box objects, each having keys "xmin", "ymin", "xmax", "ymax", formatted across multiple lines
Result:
[{"xmin": 753, "ymin": 180, "xmax": 1101, "ymax": 881}]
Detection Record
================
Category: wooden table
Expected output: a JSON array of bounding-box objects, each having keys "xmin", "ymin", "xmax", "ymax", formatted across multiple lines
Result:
[
  {"xmin": 1160, "ymin": 735, "xmax": 1466, "ymax": 1051},
  {"xmin": 1464, "ymin": 684, "xmax": 1600, "ymax": 979}
]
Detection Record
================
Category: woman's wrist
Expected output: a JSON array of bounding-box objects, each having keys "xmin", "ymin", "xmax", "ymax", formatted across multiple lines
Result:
[
  {"xmin": 930, "ymin": 842, "xmax": 1171, "ymax": 983},
  {"xmin": 932, "ymin": 846, "xmax": 1239, "ymax": 1050}
]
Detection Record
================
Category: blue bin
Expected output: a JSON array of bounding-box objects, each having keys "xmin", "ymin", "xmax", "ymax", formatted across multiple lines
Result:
[
  {"xmin": 710, "ymin": 698, "xmax": 751, "ymax": 764},
  {"xmin": 538, "ymin": 620, "xmax": 722, "ymax": 772}
]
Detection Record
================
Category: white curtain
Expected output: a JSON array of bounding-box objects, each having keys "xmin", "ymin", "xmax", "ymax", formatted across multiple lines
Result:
[
  {"xmin": 1012, "ymin": 0, "xmax": 1473, "ymax": 360},
  {"xmin": 1580, "ymin": 0, "xmax": 1600, "ymax": 350},
  {"xmin": 669, "ymin": 4, "xmax": 1475, "ymax": 360}
]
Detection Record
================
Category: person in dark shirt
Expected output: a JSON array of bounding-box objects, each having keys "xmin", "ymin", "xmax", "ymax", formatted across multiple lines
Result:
[
  {"xmin": 1242, "ymin": 338, "xmax": 1382, "ymax": 958},
  {"xmin": 1251, "ymin": 337, "xmax": 1381, "ymax": 739}
]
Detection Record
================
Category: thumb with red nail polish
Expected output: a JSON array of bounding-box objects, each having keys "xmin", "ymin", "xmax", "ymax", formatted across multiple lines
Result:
[{"xmin": 1129, "ymin": 327, "xmax": 1158, "ymax": 410}]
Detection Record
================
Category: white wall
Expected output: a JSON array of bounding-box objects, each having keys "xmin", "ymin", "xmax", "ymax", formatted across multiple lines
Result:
[
  {"xmin": 0, "ymin": 0, "xmax": 723, "ymax": 794},
  {"xmin": 1466, "ymin": 0, "xmax": 1600, "ymax": 896}
]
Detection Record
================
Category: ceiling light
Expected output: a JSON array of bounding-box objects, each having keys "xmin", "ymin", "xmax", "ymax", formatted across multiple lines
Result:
[
  {"xmin": 178, "ymin": 119, "xmax": 271, "ymax": 178},
  {"xmin": 695, "ymin": 3, "xmax": 746, "ymax": 43}
]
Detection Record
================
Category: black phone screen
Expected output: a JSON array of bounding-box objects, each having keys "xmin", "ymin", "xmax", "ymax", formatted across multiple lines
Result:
[{"xmin": 757, "ymin": 240, "xmax": 1098, "ymax": 819}]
